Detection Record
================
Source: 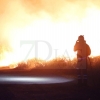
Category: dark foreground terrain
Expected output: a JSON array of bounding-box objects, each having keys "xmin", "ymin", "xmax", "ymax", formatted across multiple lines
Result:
[
  {"xmin": 0, "ymin": 83, "xmax": 100, "ymax": 100},
  {"xmin": 0, "ymin": 69, "xmax": 100, "ymax": 100}
]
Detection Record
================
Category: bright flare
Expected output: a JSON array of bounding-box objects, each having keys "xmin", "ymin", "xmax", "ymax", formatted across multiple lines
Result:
[{"xmin": 0, "ymin": 3, "xmax": 100, "ymax": 66}]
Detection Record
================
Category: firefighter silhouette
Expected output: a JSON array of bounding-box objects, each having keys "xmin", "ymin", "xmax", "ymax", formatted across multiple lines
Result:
[{"xmin": 74, "ymin": 35, "xmax": 91, "ymax": 86}]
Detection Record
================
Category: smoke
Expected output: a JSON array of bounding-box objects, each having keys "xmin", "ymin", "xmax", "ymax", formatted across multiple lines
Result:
[
  {"xmin": 0, "ymin": 0, "xmax": 99, "ymax": 39},
  {"xmin": 21, "ymin": 0, "xmax": 100, "ymax": 21},
  {"xmin": 0, "ymin": 0, "xmax": 99, "ymax": 31},
  {"xmin": 0, "ymin": 0, "xmax": 100, "ymax": 63},
  {"xmin": 22, "ymin": 0, "xmax": 88, "ymax": 21},
  {"xmin": 0, "ymin": 0, "xmax": 97, "ymax": 39}
]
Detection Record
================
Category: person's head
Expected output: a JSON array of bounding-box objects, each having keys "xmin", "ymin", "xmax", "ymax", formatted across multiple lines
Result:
[{"xmin": 78, "ymin": 35, "xmax": 85, "ymax": 42}]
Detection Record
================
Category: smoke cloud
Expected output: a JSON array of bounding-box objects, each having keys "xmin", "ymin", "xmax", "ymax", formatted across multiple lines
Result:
[{"xmin": 0, "ymin": 0, "xmax": 100, "ymax": 61}]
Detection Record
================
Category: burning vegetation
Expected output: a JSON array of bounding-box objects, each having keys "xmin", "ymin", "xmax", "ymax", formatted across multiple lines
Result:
[{"xmin": 4, "ymin": 56, "xmax": 99, "ymax": 70}]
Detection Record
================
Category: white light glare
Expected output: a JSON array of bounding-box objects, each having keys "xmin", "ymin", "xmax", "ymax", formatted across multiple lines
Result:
[{"xmin": 0, "ymin": 75, "xmax": 75, "ymax": 84}]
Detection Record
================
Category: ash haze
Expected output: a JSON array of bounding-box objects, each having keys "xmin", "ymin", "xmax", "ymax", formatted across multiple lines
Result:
[{"xmin": 0, "ymin": 0, "xmax": 100, "ymax": 66}]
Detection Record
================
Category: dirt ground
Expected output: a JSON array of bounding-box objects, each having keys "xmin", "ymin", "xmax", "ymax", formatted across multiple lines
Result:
[
  {"xmin": 0, "ymin": 69, "xmax": 100, "ymax": 100},
  {"xmin": 0, "ymin": 80, "xmax": 100, "ymax": 100}
]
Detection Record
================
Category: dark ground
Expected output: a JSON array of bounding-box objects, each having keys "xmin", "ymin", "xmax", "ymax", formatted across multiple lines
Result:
[
  {"xmin": 0, "ymin": 83, "xmax": 100, "ymax": 100},
  {"xmin": 0, "ymin": 69, "xmax": 100, "ymax": 100}
]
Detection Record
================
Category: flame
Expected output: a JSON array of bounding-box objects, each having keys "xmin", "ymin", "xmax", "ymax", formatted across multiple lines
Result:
[{"xmin": 0, "ymin": 0, "xmax": 100, "ymax": 67}]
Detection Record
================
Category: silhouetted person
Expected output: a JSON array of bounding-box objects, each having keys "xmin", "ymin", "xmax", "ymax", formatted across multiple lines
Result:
[{"xmin": 74, "ymin": 35, "xmax": 91, "ymax": 86}]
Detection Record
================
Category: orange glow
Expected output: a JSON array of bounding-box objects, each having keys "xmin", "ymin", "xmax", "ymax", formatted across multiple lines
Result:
[{"xmin": 0, "ymin": 0, "xmax": 100, "ymax": 67}]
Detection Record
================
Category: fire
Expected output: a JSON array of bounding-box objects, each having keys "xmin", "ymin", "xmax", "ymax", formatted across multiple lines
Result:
[
  {"xmin": 0, "ymin": 0, "xmax": 100, "ymax": 67},
  {"xmin": 9, "ymin": 20, "xmax": 78, "ymax": 61}
]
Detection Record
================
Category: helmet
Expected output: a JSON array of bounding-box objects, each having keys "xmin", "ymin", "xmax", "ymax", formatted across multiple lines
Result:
[{"xmin": 78, "ymin": 35, "xmax": 84, "ymax": 41}]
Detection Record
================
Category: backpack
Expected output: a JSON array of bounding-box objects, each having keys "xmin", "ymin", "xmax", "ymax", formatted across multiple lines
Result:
[{"xmin": 86, "ymin": 44, "xmax": 91, "ymax": 56}]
